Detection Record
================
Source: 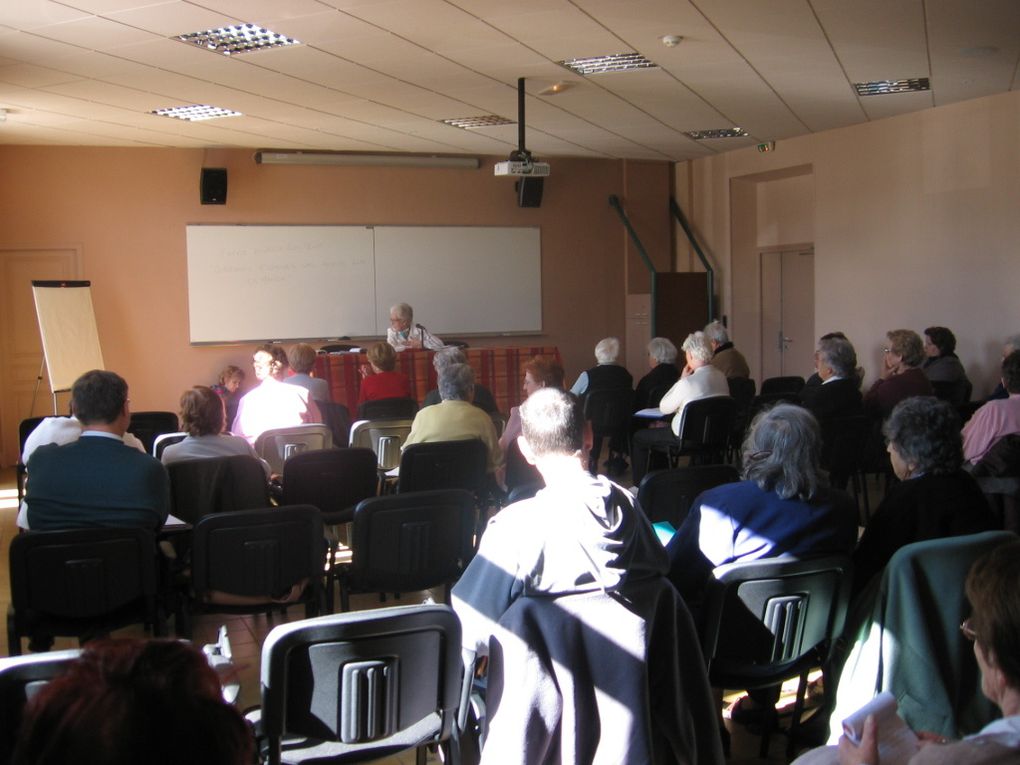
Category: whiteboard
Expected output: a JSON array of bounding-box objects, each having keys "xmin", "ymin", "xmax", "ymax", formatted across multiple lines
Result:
[
  {"xmin": 32, "ymin": 281, "xmax": 105, "ymax": 392},
  {"xmin": 186, "ymin": 225, "xmax": 541, "ymax": 344},
  {"xmin": 375, "ymin": 226, "xmax": 542, "ymax": 335}
]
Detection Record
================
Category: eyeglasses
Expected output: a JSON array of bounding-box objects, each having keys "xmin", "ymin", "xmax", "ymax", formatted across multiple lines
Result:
[
  {"xmin": 882, "ymin": 347, "xmax": 892, "ymax": 354},
  {"xmin": 960, "ymin": 619, "xmax": 978, "ymax": 642}
]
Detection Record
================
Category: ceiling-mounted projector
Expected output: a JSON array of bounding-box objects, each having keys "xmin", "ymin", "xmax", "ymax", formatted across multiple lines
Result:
[{"xmin": 494, "ymin": 159, "xmax": 551, "ymax": 177}]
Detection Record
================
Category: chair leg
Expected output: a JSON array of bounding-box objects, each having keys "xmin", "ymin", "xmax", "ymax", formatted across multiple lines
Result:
[
  {"xmin": 7, "ymin": 615, "xmax": 21, "ymax": 657},
  {"xmin": 786, "ymin": 670, "xmax": 811, "ymax": 761}
]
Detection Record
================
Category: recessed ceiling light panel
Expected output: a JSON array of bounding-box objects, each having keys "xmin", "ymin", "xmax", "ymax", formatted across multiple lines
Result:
[
  {"xmin": 853, "ymin": 77, "xmax": 930, "ymax": 96},
  {"xmin": 558, "ymin": 52, "xmax": 657, "ymax": 76},
  {"xmin": 176, "ymin": 24, "xmax": 300, "ymax": 55},
  {"xmin": 441, "ymin": 115, "xmax": 515, "ymax": 129},
  {"xmin": 683, "ymin": 127, "xmax": 749, "ymax": 140},
  {"xmin": 151, "ymin": 104, "xmax": 242, "ymax": 121}
]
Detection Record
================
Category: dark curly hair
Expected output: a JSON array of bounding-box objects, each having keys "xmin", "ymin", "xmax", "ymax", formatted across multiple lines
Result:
[
  {"xmin": 883, "ymin": 396, "xmax": 962, "ymax": 476},
  {"xmin": 924, "ymin": 326, "xmax": 957, "ymax": 357}
]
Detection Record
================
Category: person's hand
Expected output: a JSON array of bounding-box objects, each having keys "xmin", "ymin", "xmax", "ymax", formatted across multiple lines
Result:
[
  {"xmin": 880, "ymin": 353, "xmax": 899, "ymax": 380},
  {"xmin": 359, "ymin": 363, "xmax": 372, "ymax": 379},
  {"xmin": 408, "ymin": 337, "xmax": 423, "ymax": 349},
  {"xmin": 838, "ymin": 714, "xmax": 880, "ymax": 765},
  {"xmin": 915, "ymin": 730, "xmax": 953, "ymax": 748},
  {"xmin": 681, "ymin": 364, "xmax": 694, "ymax": 378}
]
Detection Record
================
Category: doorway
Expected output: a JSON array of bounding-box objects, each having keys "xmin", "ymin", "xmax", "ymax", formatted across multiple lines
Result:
[
  {"xmin": 0, "ymin": 248, "xmax": 80, "ymax": 466},
  {"xmin": 759, "ymin": 246, "xmax": 814, "ymax": 380}
]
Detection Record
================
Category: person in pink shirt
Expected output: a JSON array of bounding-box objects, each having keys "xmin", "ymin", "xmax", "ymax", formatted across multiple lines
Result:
[{"xmin": 963, "ymin": 350, "xmax": 1020, "ymax": 464}]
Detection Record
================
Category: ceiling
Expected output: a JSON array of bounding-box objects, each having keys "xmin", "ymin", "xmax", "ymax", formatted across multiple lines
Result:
[{"xmin": 1, "ymin": 0, "xmax": 1018, "ymax": 161}]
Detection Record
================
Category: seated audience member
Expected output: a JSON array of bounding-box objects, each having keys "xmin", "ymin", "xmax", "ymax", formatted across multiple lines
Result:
[
  {"xmin": 161, "ymin": 386, "xmax": 270, "ymax": 478},
  {"xmin": 569, "ymin": 336, "xmax": 633, "ymax": 473},
  {"xmin": 922, "ymin": 326, "xmax": 970, "ymax": 388},
  {"xmin": 705, "ymin": 320, "xmax": 750, "ymax": 379},
  {"xmin": 569, "ymin": 336, "xmax": 632, "ymax": 397},
  {"xmin": 452, "ymin": 389, "xmax": 720, "ymax": 763},
  {"xmin": 794, "ymin": 540, "xmax": 1020, "ymax": 765},
  {"xmin": 666, "ymin": 404, "xmax": 857, "ymax": 615},
  {"xmin": 209, "ymin": 364, "xmax": 244, "ymax": 426},
  {"xmin": 962, "ymin": 350, "xmax": 1020, "ymax": 465},
  {"xmin": 13, "ymin": 638, "xmax": 252, "ymax": 765},
  {"xmin": 231, "ymin": 344, "xmax": 321, "ymax": 444},
  {"xmin": 357, "ymin": 341, "xmax": 412, "ymax": 404},
  {"xmin": 499, "ymin": 355, "xmax": 566, "ymax": 454},
  {"xmin": 630, "ymin": 331, "xmax": 730, "ymax": 484},
  {"xmin": 633, "ymin": 336, "xmax": 680, "ymax": 411},
  {"xmin": 284, "ymin": 342, "xmax": 329, "ymax": 403},
  {"xmin": 805, "ymin": 332, "xmax": 864, "ymax": 387},
  {"xmin": 863, "ymin": 329, "xmax": 933, "ymax": 420},
  {"xmin": 852, "ymin": 397, "xmax": 996, "ymax": 600},
  {"xmin": 801, "ymin": 336, "xmax": 864, "ymax": 423},
  {"xmin": 403, "ymin": 363, "xmax": 502, "ymax": 475},
  {"xmin": 386, "ymin": 301, "xmax": 443, "ymax": 351},
  {"xmin": 24, "ymin": 370, "xmax": 169, "ymax": 531},
  {"xmin": 421, "ymin": 347, "xmax": 499, "ymax": 413},
  {"xmin": 986, "ymin": 334, "xmax": 1020, "ymax": 401}
]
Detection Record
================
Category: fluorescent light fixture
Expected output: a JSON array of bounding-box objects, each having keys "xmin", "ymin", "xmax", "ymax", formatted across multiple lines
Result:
[
  {"xmin": 151, "ymin": 104, "xmax": 241, "ymax": 121},
  {"xmin": 254, "ymin": 151, "xmax": 479, "ymax": 169},
  {"xmin": 176, "ymin": 23, "xmax": 300, "ymax": 56},
  {"xmin": 853, "ymin": 77, "xmax": 930, "ymax": 96},
  {"xmin": 441, "ymin": 115, "xmax": 515, "ymax": 129},
  {"xmin": 559, "ymin": 53, "xmax": 657, "ymax": 75},
  {"xmin": 683, "ymin": 127, "xmax": 749, "ymax": 140}
]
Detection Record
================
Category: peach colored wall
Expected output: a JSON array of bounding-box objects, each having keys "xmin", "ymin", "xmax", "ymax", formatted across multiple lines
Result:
[
  {"xmin": 681, "ymin": 89, "xmax": 1020, "ymax": 396},
  {"xmin": 0, "ymin": 148, "xmax": 663, "ymax": 426},
  {"xmin": 756, "ymin": 174, "xmax": 814, "ymax": 248}
]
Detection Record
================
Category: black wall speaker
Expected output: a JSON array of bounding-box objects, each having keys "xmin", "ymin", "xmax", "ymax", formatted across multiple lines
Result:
[
  {"xmin": 200, "ymin": 167, "xmax": 228, "ymax": 205},
  {"xmin": 515, "ymin": 177, "xmax": 544, "ymax": 208}
]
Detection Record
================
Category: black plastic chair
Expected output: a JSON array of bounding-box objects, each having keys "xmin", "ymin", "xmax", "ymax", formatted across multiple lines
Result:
[
  {"xmin": 397, "ymin": 440, "xmax": 487, "ymax": 496},
  {"xmin": 7, "ymin": 527, "xmax": 163, "ymax": 655},
  {"xmin": 318, "ymin": 401, "xmax": 352, "ymax": 452},
  {"xmin": 759, "ymin": 376, "xmax": 805, "ymax": 397},
  {"xmin": 647, "ymin": 396, "xmax": 737, "ymax": 471},
  {"xmin": 931, "ymin": 378, "xmax": 972, "ymax": 406},
  {"xmin": 336, "ymin": 490, "xmax": 476, "ymax": 612},
  {"xmin": 358, "ymin": 397, "xmax": 418, "ymax": 421},
  {"xmin": 319, "ymin": 343, "xmax": 356, "ymax": 353},
  {"xmin": 151, "ymin": 431, "xmax": 187, "ymax": 459},
  {"xmin": 127, "ymin": 411, "xmax": 180, "ymax": 455},
  {"xmin": 0, "ymin": 649, "xmax": 81, "ymax": 764},
  {"xmin": 348, "ymin": 418, "xmax": 415, "ymax": 470},
  {"xmin": 166, "ymin": 455, "xmax": 271, "ymax": 525},
  {"xmin": 248, "ymin": 604, "xmax": 464, "ymax": 765},
  {"xmin": 178, "ymin": 505, "xmax": 327, "ymax": 638},
  {"xmin": 700, "ymin": 554, "xmax": 853, "ymax": 760},
  {"xmin": 254, "ymin": 424, "xmax": 333, "ymax": 476},
  {"xmin": 582, "ymin": 387, "xmax": 634, "ymax": 474},
  {"xmin": 281, "ymin": 448, "xmax": 379, "ymax": 527},
  {"xmin": 15, "ymin": 416, "xmax": 47, "ymax": 504},
  {"xmin": 820, "ymin": 414, "xmax": 872, "ymax": 522},
  {"xmin": 636, "ymin": 464, "xmax": 739, "ymax": 528},
  {"xmin": 726, "ymin": 377, "xmax": 757, "ymax": 461}
]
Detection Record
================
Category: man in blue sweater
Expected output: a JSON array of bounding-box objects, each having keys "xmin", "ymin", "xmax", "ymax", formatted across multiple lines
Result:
[{"xmin": 25, "ymin": 370, "xmax": 170, "ymax": 531}]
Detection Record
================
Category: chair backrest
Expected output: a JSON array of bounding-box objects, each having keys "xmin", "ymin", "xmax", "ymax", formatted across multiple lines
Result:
[
  {"xmin": 637, "ymin": 464, "xmax": 739, "ymax": 527},
  {"xmin": 281, "ymin": 448, "xmax": 378, "ymax": 525},
  {"xmin": 152, "ymin": 431, "xmax": 187, "ymax": 459},
  {"xmin": 190, "ymin": 505, "xmax": 325, "ymax": 604},
  {"xmin": 582, "ymin": 387, "xmax": 634, "ymax": 435},
  {"xmin": 257, "ymin": 605, "xmax": 463, "ymax": 765},
  {"xmin": 726, "ymin": 376, "xmax": 757, "ymax": 406},
  {"xmin": 348, "ymin": 418, "xmax": 414, "ymax": 470},
  {"xmin": 700, "ymin": 554, "xmax": 852, "ymax": 679},
  {"xmin": 397, "ymin": 439, "xmax": 487, "ymax": 495},
  {"xmin": 357, "ymin": 397, "xmax": 418, "ymax": 421},
  {"xmin": 8, "ymin": 528, "xmax": 158, "ymax": 653},
  {"xmin": 504, "ymin": 439, "xmax": 543, "ymax": 495},
  {"xmin": 760, "ymin": 376, "xmax": 805, "ymax": 397},
  {"xmin": 484, "ymin": 579, "xmax": 724, "ymax": 765},
  {"xmin": 17, "ymin": 417, "xmax": 47, "ymax": 458},
  {"xmin": 931, "ymin": 378, "xmax": 972, "ymax": 406},
  {"xmin": 347, "ymin": 490, "xmax": 476, "ymax": 595},
  {"xmin": 254, "ymin": 424, "xmax": 333, "ymax": 476},
  {"xmin": 166, "ymin": 455, "xmax": 271, "ymax": 524},
  {"xmin": 677, "ymin": 396, "xmax": 737, "ymax": 456},
  {"xmin": 820, "ymin": 414, "xmax": 872, "ymax": 484},
  {"xmin": 0, "ymin": 649, "xmax": 81, "ymax": 765},
  {"xmin": 127, "ymin": 411, "xmax": 180, "ymax": 455}
]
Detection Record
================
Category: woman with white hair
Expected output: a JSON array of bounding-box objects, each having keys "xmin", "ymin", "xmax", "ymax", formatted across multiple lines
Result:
[
  {"xmin": 634, "ymin": 337, "xmax": 680, "ymax": 411},
  {"xmin": 386, "ymin": 302, "xmax": 444, "ymax": 352},
  {"xmin": 569, "ymin": 337, "xmax": 632, "ymax": 397},
  {"xmin": 630, "ymin": 332, "xmax": 729, "ymax": 484}
]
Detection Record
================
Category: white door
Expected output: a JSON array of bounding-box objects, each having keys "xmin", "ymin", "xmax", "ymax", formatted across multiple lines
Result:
[
  {"xmin": 759, "ymin": 247, "xmax": 814, "ymax": 381},
  {"xmin": 0, "ymin": 248, "xmax": 80, "ymax": 466}
]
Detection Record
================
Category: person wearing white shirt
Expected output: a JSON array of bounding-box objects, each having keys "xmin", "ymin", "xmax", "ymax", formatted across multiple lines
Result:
[{"xmin": 386, "ymin": 302, "xmax": 444, "ymax": 352}]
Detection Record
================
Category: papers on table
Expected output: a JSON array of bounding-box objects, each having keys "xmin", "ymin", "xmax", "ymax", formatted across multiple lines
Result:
[{"xmin": 634, "ymin": 407, "xmax": 665, "ymax": 419}]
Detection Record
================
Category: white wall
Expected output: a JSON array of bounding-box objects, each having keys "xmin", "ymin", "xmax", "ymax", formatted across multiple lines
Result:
[{"xmin": 682, "ymin": 89, "xmax": 1020, "ymax": 396}]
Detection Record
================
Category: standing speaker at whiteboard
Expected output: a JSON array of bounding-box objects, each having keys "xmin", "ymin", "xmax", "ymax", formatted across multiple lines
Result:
[{"xmin": 387, "ymin": 302, "xmax": 444, "ymax": 352}]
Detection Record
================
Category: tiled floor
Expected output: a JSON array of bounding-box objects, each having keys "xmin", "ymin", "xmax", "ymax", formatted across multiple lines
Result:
[{"xmin": 0, "ymin": 462, "xmax": 826, "ymax": 764}]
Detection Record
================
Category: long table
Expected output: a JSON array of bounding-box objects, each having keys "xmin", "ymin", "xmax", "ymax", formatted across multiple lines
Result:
[{"xmin": 314, "ymin": 346, "xmax": 561, "ymax": 416}]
